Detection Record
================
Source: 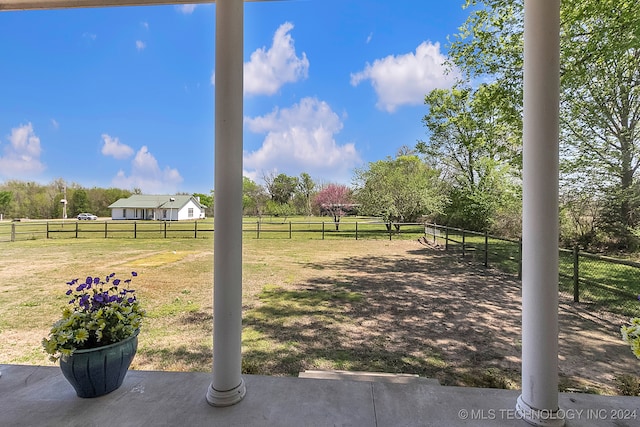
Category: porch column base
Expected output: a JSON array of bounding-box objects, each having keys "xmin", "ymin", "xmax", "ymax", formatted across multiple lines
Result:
[
  {"xmin": 516, "ymin": 395, "xmax": 565, "ymax": 427},
  {"xmin": 206, "ymin": 378, "xmax": 246, "ymax": 407}
]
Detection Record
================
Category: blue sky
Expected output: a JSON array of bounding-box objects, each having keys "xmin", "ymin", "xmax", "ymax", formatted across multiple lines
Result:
[{"xmin": 0, "ymin": 1, "xmax": 468, "ymax": 195}]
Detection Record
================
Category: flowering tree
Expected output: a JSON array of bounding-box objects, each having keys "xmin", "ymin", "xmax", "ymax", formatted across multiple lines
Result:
[{"xmin": 313, "ymin": 184, "xmax": 354, "ymax": 230}]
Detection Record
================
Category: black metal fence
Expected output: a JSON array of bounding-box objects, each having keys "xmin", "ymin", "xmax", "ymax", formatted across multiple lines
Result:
[{"xmin": 425, "ymin": 223, "xmax": 640, "ymax": 317}]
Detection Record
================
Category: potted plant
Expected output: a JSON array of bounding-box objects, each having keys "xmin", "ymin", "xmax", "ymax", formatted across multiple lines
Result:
[{"xmin": 42, "ymin": 271, "xmax": 145, "ymax": 398}]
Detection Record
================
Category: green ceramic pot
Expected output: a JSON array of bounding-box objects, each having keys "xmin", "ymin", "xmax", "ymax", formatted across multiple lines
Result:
[{"xmin": 59, "ymin": 331, "xmax": 138, "ymax": 398}]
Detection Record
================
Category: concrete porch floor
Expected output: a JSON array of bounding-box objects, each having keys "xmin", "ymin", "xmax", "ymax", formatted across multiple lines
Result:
[{"xmin": 1, "ymin": 364, "xmax": 638, "ymax": 427}]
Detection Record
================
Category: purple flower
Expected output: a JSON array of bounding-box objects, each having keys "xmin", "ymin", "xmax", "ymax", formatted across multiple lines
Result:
[
  {"xmin": 131, "ymin": 272, "xmax": 137, "ymax": 277},
  {"xmin": 63, "ymin": 271, "xmax": 139, "ymax": 313},
  {"xmin": 79, "ymin": 294, "xmax": 90, "ymax": 308}
]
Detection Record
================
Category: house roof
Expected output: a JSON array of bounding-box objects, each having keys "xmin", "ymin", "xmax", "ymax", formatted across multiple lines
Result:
[{"xmin": 108, "ymin": 195, "xmax": 203, "ymax": 210}]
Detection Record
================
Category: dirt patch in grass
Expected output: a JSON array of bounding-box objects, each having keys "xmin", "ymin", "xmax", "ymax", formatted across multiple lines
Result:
[{"xmin": 0, "ymin": 237, "xmax": 637, "ymax": 395}]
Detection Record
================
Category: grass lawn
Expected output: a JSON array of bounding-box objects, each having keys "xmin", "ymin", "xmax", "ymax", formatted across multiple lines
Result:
[{"xmin": 0, "ymin": 236, "xmax": 638, "ymax": 395}]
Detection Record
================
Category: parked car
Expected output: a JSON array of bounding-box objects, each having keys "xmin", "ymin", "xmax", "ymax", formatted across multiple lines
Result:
[{"xmin": 77, "ymin": 213, "xmax": 98, "ymax": 220}]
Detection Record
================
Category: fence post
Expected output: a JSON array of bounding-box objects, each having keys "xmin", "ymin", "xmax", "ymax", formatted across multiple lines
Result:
[
  {"xmin": 355, "ymin": 221, "xmax": 358, "ymax": 240},
  {"xmin": 46, "ymin": 222, "xmax": 50, "ymax": 239},
  {"xmin": 104, "ymin": 221, "xmax": 108, "ymax": 239},
  {"xmin": 518, "ymin": 237, "xmax": 522, "ymax": 280},
  {"xmin": 75, "ymin": 222, "xmax": 78, "ymax": 239},
  {"xmin": 462, "ymin": 229, "xmax": 466, "ymax": 258},
  {"xmin": 11, "ymin": 222, "xmax": 15, "ymax": 242},
  {"xmin": 484, "ymin": 231, "xmax": 489, "ymax": 267},
  {"xmin": 289, "ymin": 221, "xmax": 292, "ymax": 239},
  {"xmin": 389, "ymin": 222, "xmax": 392, "ymax": 241},
  {"xmin": 322, "ymin": 222, "xmax": 325, "ymax": 240},
  {"xmin": 195, "ymin": 221, "xmax": 198, "ymax": 239},
  {"xmin": 445, "ymin": 227, "xmax": 449, "ymax": 251},
  {"xmin": 257, "ymin": 221, "xmax": 260, "ymax": 239},
  {"xmin": 134, "ymin": 221, "xmax": 137, "ymax": 239},
  {"xmin": 164, "ymin": 221, "xmax": 167, "ymax": 239},
  {"xmin": 433, "ymin": 223, "xmax": 437, "ymax": 244},
  {"xmin": 573, "ymin": 246, "xmax": 580, "ymax": 303}
]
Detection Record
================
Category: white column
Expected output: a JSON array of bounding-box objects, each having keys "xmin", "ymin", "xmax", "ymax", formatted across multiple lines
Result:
[
  {"xmin": 206, "ymin": 0, "xmax": 246, "ymax": 407},
  {"xmin": 516, "ymin": 1, "xmax": 563, "ymax": 426}
]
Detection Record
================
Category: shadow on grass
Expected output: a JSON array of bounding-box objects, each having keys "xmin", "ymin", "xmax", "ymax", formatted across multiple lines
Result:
[{"xmin": 242, "ymin": 248, "xmax": 524, "ymax": 388}]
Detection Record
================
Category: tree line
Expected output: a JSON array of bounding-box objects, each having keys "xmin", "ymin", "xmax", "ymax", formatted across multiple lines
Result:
[
  {"xmin": 0, "ymin": 180, "xmax": 214, "ymax": 220},
  {"xmin": 0, "ymin": 179, "xmax": 133, "ymax": 220}
]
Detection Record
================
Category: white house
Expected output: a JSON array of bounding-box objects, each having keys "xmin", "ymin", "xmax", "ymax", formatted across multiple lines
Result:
[{"xmin": 108, "ymin": 195, "xmax": 206, "ymax": 221}]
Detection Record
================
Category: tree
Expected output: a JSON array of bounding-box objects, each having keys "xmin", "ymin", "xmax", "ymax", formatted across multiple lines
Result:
[
  {"xmin": 295, "ymin": 172, "xmax": 316, "ymax": 216},
  {"xmin": 0, "ymin": 190, "xmax": 12, "ymax": 219},
  {"xmin": 313, "ymin": 184, "xmax": 353, "ymax": 230},
  {"xmin": 70, "ymin": 188, "xmax": 90, "ymax": 216},
  {"xmin": 418, "ymin": 83, "xmax": 521, "ymax": 231},
  {"xmin": 561, "ymin": 46, "xmax": 640, "ymax": 249},
  {"xmin": 265, "ymin": 199, "xmax": 295, "ymax": 219},
  {"xmin": 242, "ymin": 177, "xmax": 268, "ymax": 216},
  {"xmin": 354, "ymin": 154, "xmax": 444, "ymax": 230},
  {"xmin": 449, "ymin": 0, "xmax": 640, "ymax": 248},
  {"xmin": 559, "ymin": 190, "xmax": 600, "ymax": 249},
  {"xmin": 102, "ymin": 188, "xmax": 132, "ymax": 215},
  {"xmin": 264, "ymin": 172, "xmax": 298, "ymax": 205},
  {"xmin": 193, "ymin": 192, "xmax": 214, "ymax": 217}
]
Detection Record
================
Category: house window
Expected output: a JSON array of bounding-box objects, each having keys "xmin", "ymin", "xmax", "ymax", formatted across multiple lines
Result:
[
  {"xmin": 163, "ymin": 209, "xmax": 167, "ymax": 219},
  {"xmin": 123, "ymin": 209, "xmax": 127, "ymax": 217},
  {"xmin": 188, "ymin": 208, "xmax": 194, "ymax": 218}
]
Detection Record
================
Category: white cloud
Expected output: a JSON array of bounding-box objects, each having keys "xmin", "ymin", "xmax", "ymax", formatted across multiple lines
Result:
[
  {"xmin": 176, "ymin": 4, "xmax": 197, "ymax": 14},
  {"xmin": 136, "ymin": 40, "xmax": 146, "ymax": 51},
  {"xmin": 82, "ymin": 32, "xmax": 96, "ymax": 41},
  {"xmin": 211, "ymin": 22, "xmax": 309, "ymax": 96},
  {"xmin": 244, "ymin": 97, "xmax": 361, "ymax": 183},
  {"xmin": 112, "ymin": 146, "xmax": 183, "ymax": 194},
  {"xmin": 101, "ymin": 134, "xmax": 134, "ymax": 160},
  {"xmin": 141, "ymin": 21, "xmax": 149, "ymax": 30},
  {"xmin": 366, "ymin": 32, "xmax": 373, "ymax": 44},
  {"xmin": 350, "ymin": 41, "xmax": 459, "ymax": 112},
  {"xmin": 51, "ymin": 119, "xmax": 59, "ymax": 129},
  {"xmin": 0, "ymin": 123, "xmax": 45, "ymax": 178}
]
